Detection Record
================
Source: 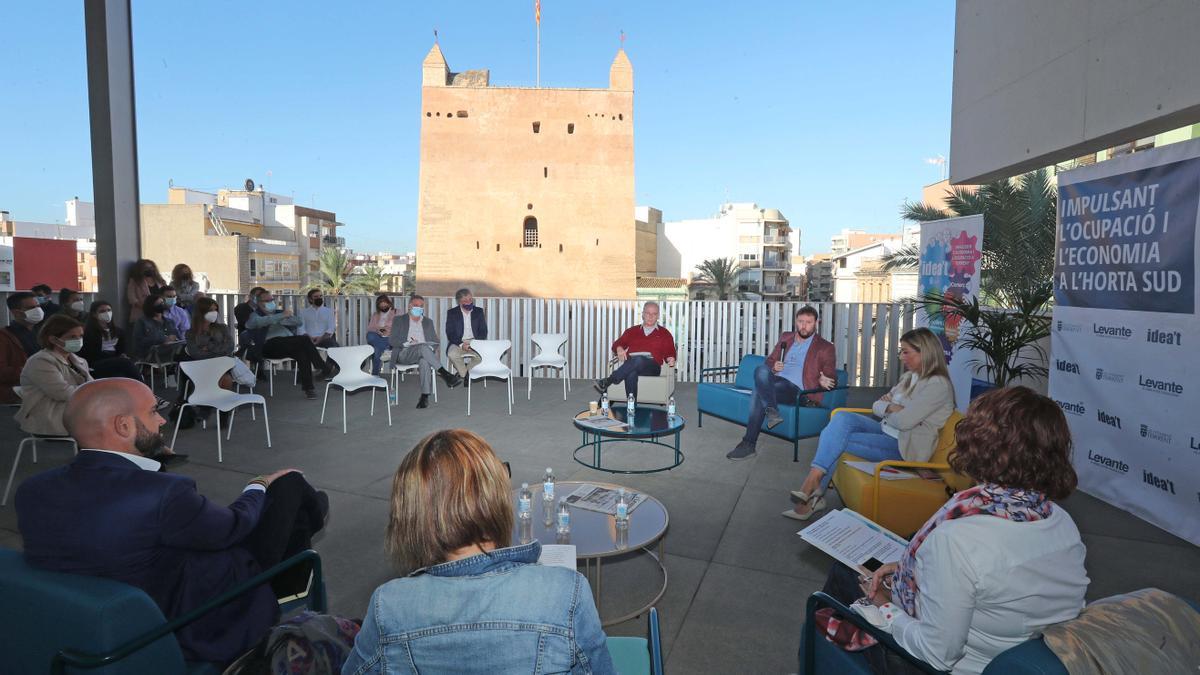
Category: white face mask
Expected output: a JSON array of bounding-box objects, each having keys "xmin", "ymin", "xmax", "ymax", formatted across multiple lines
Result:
[
  {"xmin": 204, "ymin": 311, "xmax": 221, "ymax": 324},
  {"xmin": 22, "ymin": 307, "xmax": 44, "ymax": 323},
  {"xmin": 70, "ymin": 300, "xmax": 85, "ymax": 312},
  {"xmin": 98, "ymin": 311, "xmax": 113, "ymax": 323}
]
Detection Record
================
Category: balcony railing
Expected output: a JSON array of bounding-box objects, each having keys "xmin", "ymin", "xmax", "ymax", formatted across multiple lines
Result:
[
  {"xmin": 0, "ymin": 292, "xmax": 914, "ymax": 387},
  {"xmin": 762, "ymin": 235, "xmax": 788, "ymax": 246},
  {"xmin": 762, "ymin": 255, "xmax": 789, "ymax": 270}
]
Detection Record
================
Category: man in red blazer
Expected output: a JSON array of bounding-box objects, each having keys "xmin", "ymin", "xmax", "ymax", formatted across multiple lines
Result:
[
  {"xmin": 728, "ymin": 305, "xmax": 837, "ymax": 460},
  {"xmin": 595, "ymin": 301, "xmax": 677, "ymax": 399}
]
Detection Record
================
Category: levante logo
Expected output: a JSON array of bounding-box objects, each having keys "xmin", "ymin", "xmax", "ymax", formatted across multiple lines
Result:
[
  {"xmin": 1087, "ymin": 450, "xmax": 1129, "ymax": 474},
  {"xmin": 1093, "ymin": 323, "xmax": 1133, "ymax": 339},
  {"xmin": 1146, "ymin": 328, "xmax": 1183, "ymax": 346},
  {"xmin": 1138, "ymin": 375, "xmax": 1184, "ymax": 396},
  {"xmin": 1054, "ymin": 399, "xmax": 1086, "ymax": 416}
]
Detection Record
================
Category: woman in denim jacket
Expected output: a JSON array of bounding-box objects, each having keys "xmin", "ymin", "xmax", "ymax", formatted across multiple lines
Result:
[{"xmin": 344, "ymin": 430, "xmax": 615, "ymax": 675}]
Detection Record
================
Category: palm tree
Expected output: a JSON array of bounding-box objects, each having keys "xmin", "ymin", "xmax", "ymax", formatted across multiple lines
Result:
[
  {"xmin": 355, "ymin": 266, "xmax": 386, "ymax": 295},
  {"xmin": 692, "ymin": 257, "xmax": 741, "ymax": 300},
  {"xmin": 889, "ymin": 169, "xmax": 1057, "ymax": 307},
  {"xmin": 311, "ymin": 247, "xmax": 362, "ymax": 295}
]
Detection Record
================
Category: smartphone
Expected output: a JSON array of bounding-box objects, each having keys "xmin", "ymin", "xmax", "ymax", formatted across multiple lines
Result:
[{"xmin": 862, "ymin": 557, "xmax": 885, "ymax": 573}]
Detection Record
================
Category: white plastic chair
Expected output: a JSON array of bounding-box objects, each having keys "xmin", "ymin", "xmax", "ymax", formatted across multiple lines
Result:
[
  {"xmin": 466, "ymin": 339, "xmax": 513, "ymax": 416},
  {"xmin": 527, "ymin": 332, "xmax": 570, "ymax": 401},
  {"xmin": 3, "ymin": 387, "xmax": 79, "ymax": 506},
  {"xmin": 254, "ymin": 357, "xmax": 296, "ymax": 396},
  {"xmin": 170, "ymin": 357, "xmax": 271, "ymax": 462},
  {"xmin": 321, "ymin": 345, "xmax": 392, "ymax": 433},
  {"xmin": 136, "ymin": 342, "xmax": 184, "ymax": 390},
  {"xmin": 390, "ymin": 361, "xmax": 438, "ymax": 404}
]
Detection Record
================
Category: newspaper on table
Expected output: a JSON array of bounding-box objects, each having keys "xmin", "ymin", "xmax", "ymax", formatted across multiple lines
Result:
[
  {"xmin": 577, "ymin": 415, "xmax": 628, "ymax": 431},
  {"xmin": 797, "ymin": 508, "xmax": 909, "ymax": 575},
  {"xmin": 564, "ymin": 483, "xmax": 647, "ymax": 516}
]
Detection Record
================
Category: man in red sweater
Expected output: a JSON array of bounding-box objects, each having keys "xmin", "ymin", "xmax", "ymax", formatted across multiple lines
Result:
[{"xmin": 595, "ymin": 301, "xmax": 677, "ymax": 399}]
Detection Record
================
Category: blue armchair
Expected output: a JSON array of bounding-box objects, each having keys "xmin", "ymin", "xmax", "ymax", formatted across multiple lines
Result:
[
  {"xmin": 697, "ymin": 355, "xmax": 849, "ymax": 461},
  {"xmin": 0, "ymin": 547, "xmax": 327, "ymax": 674}
]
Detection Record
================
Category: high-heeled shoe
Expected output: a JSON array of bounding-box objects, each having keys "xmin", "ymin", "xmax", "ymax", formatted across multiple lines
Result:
[{"xmin": 781, "ymin": 494, "xmax": 826, "ymax": 521}]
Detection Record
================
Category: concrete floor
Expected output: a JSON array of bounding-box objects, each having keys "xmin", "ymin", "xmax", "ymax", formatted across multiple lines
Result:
[{"xmin": 2, "ymin": 373, "xmax": 1198, "ymax": 674}]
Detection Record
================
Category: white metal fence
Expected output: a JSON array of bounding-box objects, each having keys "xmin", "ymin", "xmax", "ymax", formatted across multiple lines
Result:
[{"xmin": 0, "ymin": 293, "xmax": 914, "ymax": 387}]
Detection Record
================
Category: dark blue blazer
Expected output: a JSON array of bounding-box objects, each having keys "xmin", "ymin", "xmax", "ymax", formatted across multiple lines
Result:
[
  {"xmin": 444, "ymin": 306, "xmax": 488, "ymax": 347},
  {"xmin": 15, "ymin": 451, "xmax": 277, "ymax": 663}
]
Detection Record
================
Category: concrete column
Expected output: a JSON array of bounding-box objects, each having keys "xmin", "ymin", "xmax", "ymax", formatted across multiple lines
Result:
[{"xmin": 84, "ymin": 0, "xmax": 141, "ymax": 323}]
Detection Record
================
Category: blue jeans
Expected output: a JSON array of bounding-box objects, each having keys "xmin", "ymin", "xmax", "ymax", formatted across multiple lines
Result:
[
  {"xmin": 609, "ymin": 355, "xmax": 660, "ymax": 398},
  {"xmin": 743, "ymin": 364, "xmax": 801, "ymax": 446},
  {"xmin": 811, "ymin": 412, "xmax": 900, "ymax": 491},
  {"xmin": 366, "ymin": 332, "xmax": 389, "ymax": 375}
]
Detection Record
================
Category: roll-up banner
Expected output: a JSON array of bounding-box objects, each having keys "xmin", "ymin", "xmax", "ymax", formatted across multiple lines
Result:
[{"xmin": 1049, "ymin": 138, "xmax": 1200, "ymax": 546}]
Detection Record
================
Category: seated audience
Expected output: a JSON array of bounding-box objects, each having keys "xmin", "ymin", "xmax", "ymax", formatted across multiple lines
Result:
[
  {"xmin": 133, "ymin": 295, "xmax": 183, "ymax": 363},
  {"xmin": 31, "ymin": 283, "xmax": 60, "ymax": 316},
  {"xmin": 246, "ymin": 291, "xmax": 333, "ymax": 399},
  {"xmin": 728, "ymin": 305, "xmax": 837, "ymax": 460},
  {"xmin": 786, "ymin": 327, "xmax": 954, "ymax": 520},
  {"xmin": 57, "ymin": 288, "xmax": 87, "ymax": 322},
  {"xmin": 818, "ymin": 386, "xmax": 1088, "ymax": 675},
  {"xmin": 299, "ymin": 288, "xmax": 340, "ymax": 349},
  {"xmin": 234, "ymin": 286, "xmax": 267, "ymax": 334},
  {"xmin": 80, "ymin": 300, "xmax": 143, "ymax": 381},
  {"xmin": 14, "ymin": 315, "xmax": 93, "ymax": 436},
  {"xmin": 171, "ymin": 263, "xmax": 201, "ymax": 309},
  {"xmin": 443, "ymin": 287, "xmax": 486, "ymax": 385},
  {"xmin": 1, "ymin": 292, "xmax": 42, "ymax": 404},
  {"xmin": 162, "ymin": 286, "xmax": 192, "ymax": 334},
  {"xmin": 388, "ymin": 294, "xmax": 453, "ymax": 409},
  {"xmin": 594, "ymin": 301, "xmax": 676, "ymax": 400},
  {"xmin": 126, "ymin": 258, "xmax": 166, "ymax": 324},
  {"xmin": 344, "ymin": 429, "xmax": 614, "ymax": 674},
  {"xmin": 15, "ymin": 378, "xmax": 329, "ymax": 666},
  {"xmin": 365, "ymin": 293, "xmax": 397, "ymax": 376},
  {"xmin": 186, "ymin": 297, "xmax": 236, "ymax": 361}
]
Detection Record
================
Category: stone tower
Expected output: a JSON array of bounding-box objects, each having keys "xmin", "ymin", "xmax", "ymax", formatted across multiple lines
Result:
[{"xmin": 415, "ymin": 44, "xmax": 636, "ymax": 299}]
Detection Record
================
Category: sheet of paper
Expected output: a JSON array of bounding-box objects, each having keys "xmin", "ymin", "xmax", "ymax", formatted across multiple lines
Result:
[
  {"xmin": 538, "ymin": 544, "xmax": 577, "ymax": 570},
  {"xmin": 798, "ymin": 509, "xmax": 909, "ymax": 574},
  {"xmin": 842, "ymin": 460, "xmax": 918, "ymax": 481}
]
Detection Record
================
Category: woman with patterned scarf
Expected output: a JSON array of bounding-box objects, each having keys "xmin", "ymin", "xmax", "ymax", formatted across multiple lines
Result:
[{"xmin": 817, "ymin": 386, "xmax": 1089, "ymax": 674}]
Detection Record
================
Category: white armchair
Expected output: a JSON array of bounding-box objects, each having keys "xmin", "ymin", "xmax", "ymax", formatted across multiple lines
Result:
[{"xmin": 605, "ymin": 359, "xmax": 676, "ymax": 405}]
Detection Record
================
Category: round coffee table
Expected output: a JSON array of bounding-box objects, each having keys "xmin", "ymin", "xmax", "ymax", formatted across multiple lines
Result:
[
  {"xmin": 572, "ymin": 407, "xmax": 685, "ymax": 474},
  {"xmin": 511, "ymin": 481, "xmax": 669, "ymax": 626}
]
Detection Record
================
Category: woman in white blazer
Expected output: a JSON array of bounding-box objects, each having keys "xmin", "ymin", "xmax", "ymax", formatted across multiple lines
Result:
[
  {"xmin": 837, "ymin": 386, "xmax": 1088, "ymax": 675},
  {"xmin": 786, "ymin": 327, "xmax": 955, "ymax": 520},
  {"xmin": 15, "ymin": 315, "xmax": 93, "ymax": 436}
]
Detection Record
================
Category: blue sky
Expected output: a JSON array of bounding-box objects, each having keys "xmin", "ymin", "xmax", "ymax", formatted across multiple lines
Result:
[{"xmin": 1, "ymin": 1, "xmax": 954, "ymax": 256}]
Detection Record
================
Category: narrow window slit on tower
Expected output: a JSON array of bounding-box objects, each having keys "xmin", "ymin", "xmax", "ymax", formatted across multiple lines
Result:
[
  {"xmin": 532, "ymin": 121, "xmax": 541, "ymax": 133},
  {"xmin": 543, "ymin": 167, "xmax": 548, "ymax": 178},
  {"xmin": 456, "ymin": 110, "xmax": 468, "ymax": 118},
  {"xmin": 567, "ymin": 123, "xmax": 575, "ymax": 134}
]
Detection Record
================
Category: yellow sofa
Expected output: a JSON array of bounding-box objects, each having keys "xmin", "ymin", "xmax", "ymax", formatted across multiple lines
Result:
[{"xmin": 830, "ymin": 408, "xmax": 970, "ymax": 537}]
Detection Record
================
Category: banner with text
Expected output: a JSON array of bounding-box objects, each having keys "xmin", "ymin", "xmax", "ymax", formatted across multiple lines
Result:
[
  {"xmin": 917, "ymin": 214, "xmax": 984, "ymax": 411},
  {"xmin": 1049, "ymin": 138, "xmax": 1200, "ymax": 546}
]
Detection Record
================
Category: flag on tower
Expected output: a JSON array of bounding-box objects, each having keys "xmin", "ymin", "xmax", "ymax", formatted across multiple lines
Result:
[{"xmin": 535, "ymin": 0, "xmax": 541, "ymax": 25}]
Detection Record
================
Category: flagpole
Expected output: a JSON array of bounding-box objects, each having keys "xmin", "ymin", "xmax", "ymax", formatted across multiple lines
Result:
[{"xmin": 536, "ymin": 16, "xmax": 541, "ymax": 87}]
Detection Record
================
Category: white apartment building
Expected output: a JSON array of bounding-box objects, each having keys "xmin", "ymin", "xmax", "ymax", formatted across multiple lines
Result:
[
  {"xmin": 831, "ymin": 239, "xmax": 917, "ymax": 303},
  {"xmin": 657, "ymin": 202, "xmax": 795, "ymax": 298}
]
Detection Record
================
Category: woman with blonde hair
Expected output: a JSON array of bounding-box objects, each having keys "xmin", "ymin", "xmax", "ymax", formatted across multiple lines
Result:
[
  {"xmin": 344, "ymin": 430, "xmax": 614, "ymax": 674},
  {"xmin": 785, "ymin": 327, "xmax": 955, "ymax": 520}
]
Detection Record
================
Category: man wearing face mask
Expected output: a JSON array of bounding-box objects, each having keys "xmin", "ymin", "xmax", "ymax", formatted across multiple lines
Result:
[
  {"xmin": 245, "ymin": 291, "xmax": 334, "ymax": 399},
  {"xmin": 298, "ymin": 288, "xmax": 339, "ymax": 349},
  {"xmin": 387, "ymin": 294, "xmax": 450, "ymax": 409},
  {"xmin": 31, "ymin": 283, "xmax": 60, "ymax": 317},
  {"xmin": 161, "ymin": 287, "xmax": 192, "ymax": 334},
  {"xmin": 15, "ymin": 379, "xmax": 330, "ymax": 664},
  {"xmin": 57, "ymin": 288, "xmax": 88, "ymax": 322},
  {"xmin": 1, "ymin": 292, "xmax": 42, "ymax": 404},
  {"xmin": 444, "ymin": 287, "xmax": 486, "ymax": 384}
]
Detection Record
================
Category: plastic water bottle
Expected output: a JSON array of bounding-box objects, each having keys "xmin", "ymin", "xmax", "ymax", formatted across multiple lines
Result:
[
  {"xmin": 518, "ymin": 516, "xmax": 533, "ymax": 544},
  {"xmin": 600, "ymin": 392, "xmax": 609, "ymax": 413},
  {"xmin": 542, "ymin": 467, "xmax": 555, "ymax": 504},
  {"xmin": 388, "ymin": 387, "xmax": 398, "ymax": 406},
  {"xmin": 667, "ymin": 395, "xmax": 676, "ymax": 417},
  {"xmin": 615, "ymin": 488, "xmax": 629, "ymax": 529},
  {"xmin": 627, "ymin": 392, "xmax": 636, "ymax": 414},
  {"xmin": 518, "ymin": 483, "xmax": 532, "ymax": 521},
  {"xmin": 556, "ymin": 499, "xmax": 571, "ymax": 535}
]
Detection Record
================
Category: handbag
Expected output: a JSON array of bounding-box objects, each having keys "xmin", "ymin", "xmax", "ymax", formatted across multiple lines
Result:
[{"xmin": 814, "ymin": 603, "xmax": 880, "ymax": 652}]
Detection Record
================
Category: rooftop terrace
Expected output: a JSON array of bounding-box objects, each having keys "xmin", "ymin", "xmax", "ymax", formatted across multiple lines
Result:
[{"xmin": 2, "ymin": 376, "xmax": 1197, "ymax": 673}]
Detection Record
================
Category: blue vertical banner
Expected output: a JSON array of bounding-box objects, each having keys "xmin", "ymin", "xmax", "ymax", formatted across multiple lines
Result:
[
  {"xmin": 917, "ymin": 214, "xmax": 984, "ymax": 411},
  {"xmin": 1049, "ymin": 138, "xmax": 1200, "ymax": 546}
]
